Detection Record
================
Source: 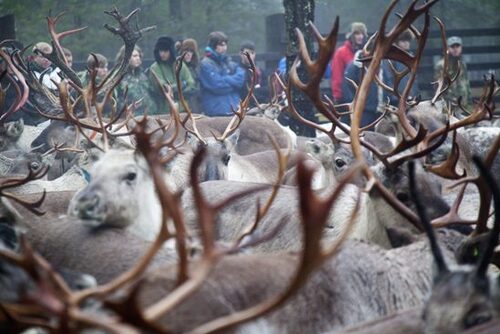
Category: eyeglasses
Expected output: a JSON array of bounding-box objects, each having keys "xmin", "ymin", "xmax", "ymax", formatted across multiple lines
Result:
[{"xmin": 218, "ymin": 41, "xmax": 228, "ymax": 46}]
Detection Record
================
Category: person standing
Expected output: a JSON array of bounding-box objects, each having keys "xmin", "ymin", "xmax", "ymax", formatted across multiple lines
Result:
[
  {"xmin": 329, "ymin": 22, "xmax": 367, "ymax": 103},
  {"xmin": 179, "ymin": 38, "xmax": 202, "ymax": 112},
  {"xmin": 115, "ymin": 45, "xmax": 156, "ymax": 115},
  {"xmin": 238, "ymin": 40, "xmax": 266, "ymax": 103},
  {"xmin": 434, "ymin": 36, "xmax": 471, "ymax": 112},
  {"xmin": 148, "ymin": 36, "xmax": 195, "ymax": 114},
  {"xmin": 29, "ymin": 42, "xmax": 61, "ymax": 91},
  {"xmin": 343, "ymin": 50, "xmax": 393, "ymax": 127},
  {"xmin": 390, "ymin": 29, "xmax": 419, "ymax": 102},
  {"xmin": 198, "ymin": 31, "xmax": 245, "ymax": 116}
]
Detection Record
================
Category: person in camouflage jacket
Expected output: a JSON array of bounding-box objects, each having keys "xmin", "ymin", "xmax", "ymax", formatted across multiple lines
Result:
[
  {"xmin": 434, "ymin": 36, "xmax": 471, "ymax": 115},
  {"xmin": 115, "ymin": 45, "xmax": 157, "ymax": 116}
]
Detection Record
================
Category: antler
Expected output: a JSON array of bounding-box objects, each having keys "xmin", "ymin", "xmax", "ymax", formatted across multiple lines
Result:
[
  {"xmin": 99, "ymin": 7, "xmax": 155, "ymax": 93},
  {"xmin": 430, "ymin": 17, "xmax": 461, "ymax": 104},
  {"xmin": 188, "ymin": 160, "xmax": 363, "ymax": 334},
  {"xmin": 0, "ymin": 49, "xmax": 29, "ymax": 123},
  {"xmin": 0, "ymin": 163, "xmax": 48, "ymax": 215},
  {"xmin": 214, "ymin": 52, "xmax": 255, "ymax": 142},
  {"xmin": 175, "ymin": 53, "xmax": 207, "ymax": 145},
  {"xmin": 38, "ymin": 12, "xmax": 87, "ymax": 87}
]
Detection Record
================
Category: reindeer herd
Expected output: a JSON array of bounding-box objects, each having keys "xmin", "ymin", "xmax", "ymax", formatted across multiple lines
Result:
[{"xmin": 0, "ymin": 1, "xmax": 499, "ymax": 333}]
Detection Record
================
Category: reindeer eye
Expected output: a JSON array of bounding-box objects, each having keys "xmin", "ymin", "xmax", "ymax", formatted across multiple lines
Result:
[
  {"xmin": 335, "ymin": 158, "xmax": 346, "ymax": 168},
  {"xmin": 30, "ymin": 162, "xmax": 41, "ymax": 170},
  {"xmin": 124, "ymin": 172, "xmax": 137, "ymax": 183},
  {"xmin": 396, "ymin": 192, "xmax": 409, "ymax": 203},
  {"xmin": 222, "ymin": 154, "xmax": 231, "ymax": 165}
]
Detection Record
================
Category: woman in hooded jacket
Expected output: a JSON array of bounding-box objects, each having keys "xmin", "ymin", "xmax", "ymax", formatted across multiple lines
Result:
[
  {"xmin": 179, "ymin": 38, "xmax": 202, "ymax": 112},
  {"xmin": 148, "ymin": 36, "xmax": 196, "ymax": 114}
]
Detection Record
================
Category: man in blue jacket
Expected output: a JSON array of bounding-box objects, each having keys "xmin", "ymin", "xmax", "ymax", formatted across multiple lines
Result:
[{"xmin": 199, "ymin": 31, "xmax": 245, "ymax": 116}]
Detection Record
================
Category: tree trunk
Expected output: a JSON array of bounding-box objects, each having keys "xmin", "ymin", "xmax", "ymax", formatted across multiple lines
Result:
[
  {"xmin": 169, "ymin": 0, "xmax": 182, "ymax": 20},
  {"xmin": 283, "ymin": 0, "xmax": 316, "ymax": 137}
]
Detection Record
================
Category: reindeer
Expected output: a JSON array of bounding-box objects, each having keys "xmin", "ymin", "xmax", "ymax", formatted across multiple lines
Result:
[
  {"xmin": 135, "ymin": 152, "xmax": 500, "ymax": 334},
  {"xmin": 0, "ymin": 119, "xmax": 24, "ymax": 152}
]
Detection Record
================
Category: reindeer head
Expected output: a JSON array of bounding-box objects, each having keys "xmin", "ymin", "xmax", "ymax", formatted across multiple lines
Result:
[
  {"xmin": 0, "ymin": 150, "xmax": 46, "ymax": 178},
  {"xmin": 305, "ymin": 137, "xmax": 334, "ymax": 166},
  {"xmin": 0, "ymin": 119, "xmax": 24, "ymax": 152},
  {"xmin": 186, "ymin": 130, "xmax": 240, "ymax": 182},
  {"xmin": 68, "ymin": 149, "xmax": 160, "ymax": 232},
  {"xmin": 416, "ymin": 158, "xmax": 500, "ymax": 333}
]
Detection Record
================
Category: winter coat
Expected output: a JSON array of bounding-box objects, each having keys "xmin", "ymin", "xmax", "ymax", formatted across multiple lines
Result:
[
  {"xmin": 77, "ymin": 70, "xmax": 114, "ymax": 116},
  {"xmin": 330, "ymin": 40, "xmax": 355, "ymax": 102},
  {"xmin": 198, "ymin": 47, "xmax": 245, "ymax": 116},
  {"xmin": 342, "ymin": 60, "xmax": 393, "ymax": 127},
  {"xmin": 238, "ymin": 61, "xmax": 265, "ymax": 102},
  {"xmin": 390, "ymin": 60, "xmax": 419, "ymax": 103},
  {"xmin": 148, "ymin": 61, "xmax": 195, "ymax": 114},
  {"xmin": 116, "ymin": 67, "xmax": 157, "ymax": 115}
]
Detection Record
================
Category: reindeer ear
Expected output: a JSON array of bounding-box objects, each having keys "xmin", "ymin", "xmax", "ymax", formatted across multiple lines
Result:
[
  {"xmin": 6, "ymin": 119, "xmax": 24, "ymax": 138},
  {"xmin": 186, "ymin": 133, "xmax": 200, "ymax": 150},
  {"xmin": 225, "ymin": 129, "xmax": 240, "ymax": 150},
  {"xmin": 305, "ymin": 140, "xmax": 321, "ymax": 155}
]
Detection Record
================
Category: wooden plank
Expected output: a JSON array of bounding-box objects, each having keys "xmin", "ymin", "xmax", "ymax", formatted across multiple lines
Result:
[
  {"xmin": 419, "ymin": 62, "xmax": 500, "ymax": 72},
  {"xmin": 423, "ymin": 45, "xmax": 500, "ymax": 56}
]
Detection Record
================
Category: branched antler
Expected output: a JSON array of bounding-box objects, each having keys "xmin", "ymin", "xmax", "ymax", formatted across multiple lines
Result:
[
  {"xmin": 0, "ymin": 49, "xmax": 29, "ymax": 123},
  {"xmin": 188, "ymin": 160, "xmax": 362, "ymax": 334},
  {"xmin": 38, "ymin": 12, "xmax": 87, "ymax": 87},
  {"xmin": 100, "ymin": 7, "xmax": 155, "ymax": 93},
  {"xmin": 0, "ymin": 163, "xmax": 48, "ymax": 215}
]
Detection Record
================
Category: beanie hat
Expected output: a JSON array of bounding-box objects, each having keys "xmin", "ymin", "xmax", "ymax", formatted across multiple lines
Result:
[
  {"xmin": 396, "ymin": 29, "xmax": 414, "ymax": 43},
  {"xmin": 240, "ymin": 40, "xmax": 256, "ymax": 51},
  {"xmin": 154, "ymin": 36, "xmax": 176, "ymax": 64},
  {"xmin": 346, "ymin": 22, "xmax": 367, "ymax": 39}
]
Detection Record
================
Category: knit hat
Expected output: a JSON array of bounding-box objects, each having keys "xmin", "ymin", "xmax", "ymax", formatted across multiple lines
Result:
[
  {"xmin": 240, "ymin": 40, "xmax": 255, "ymax": 51},
  {"xmin": 346, "ymin": 22, "xmax": 367, "ymax": 39},
  {"xmin": 396, "ymin": 29, "xmax": 414, "ymax": 43},
  {"xmin": 154, "ymin": 36, "xmax": 176, "ymax": 63},
  {"xmin": 207, "ymin": 31, "xmax": 228, "ymax": 50}
]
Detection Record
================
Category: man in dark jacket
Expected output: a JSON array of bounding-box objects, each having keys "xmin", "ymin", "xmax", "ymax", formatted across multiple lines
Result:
[
  {"xmin": 238, "ymin": 40, "xmax": 267, "ymax": 104},
  {"xmin": 390, "ymin": 29, "xmax": 419, "ymax": 103},
  {"xmin": 199, "ymin": 31, "xmax": 245, "ymax": 116},
  {"xmin": 343, "ymin": 50, "xmax": 393, "ymax": 128}
]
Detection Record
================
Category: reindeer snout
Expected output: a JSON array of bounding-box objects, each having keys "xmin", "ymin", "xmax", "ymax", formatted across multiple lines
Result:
[{"xmin": 71, "ymin": 191, "xmax": 106, "ymax": 222}]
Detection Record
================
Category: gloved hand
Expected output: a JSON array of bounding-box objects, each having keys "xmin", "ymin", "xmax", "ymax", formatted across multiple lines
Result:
[{"xmin": 352, "ymin": 50, "xmax": 364, "ymax": 69}]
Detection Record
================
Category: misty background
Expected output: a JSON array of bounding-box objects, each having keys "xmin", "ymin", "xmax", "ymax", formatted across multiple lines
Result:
[{"xmin": 1, "ymin": 0, "xmax": 498, "ymax": 62}]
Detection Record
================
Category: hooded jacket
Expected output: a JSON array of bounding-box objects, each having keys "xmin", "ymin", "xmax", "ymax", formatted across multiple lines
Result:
[
  {"xmin": 148, "ymin": 36, "xmax": 195, "ymax": 113},
  {"xmin": 198, "ymin": 47, "xmax": 245, "ymax": 116}
]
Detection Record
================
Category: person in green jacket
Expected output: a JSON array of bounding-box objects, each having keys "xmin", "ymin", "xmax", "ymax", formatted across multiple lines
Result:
[{"xmin": 148, "ymin": 36, "xmax": 195, "ymax": 114}]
